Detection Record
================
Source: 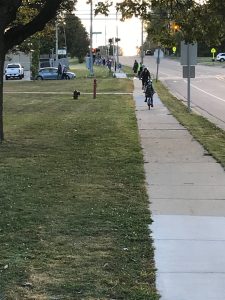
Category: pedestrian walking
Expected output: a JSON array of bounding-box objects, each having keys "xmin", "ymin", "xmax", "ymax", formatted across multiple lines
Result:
[
  {"xmin": 57, "ymin": 63, "xmax": 62, "ymax": 79},
  {"xmin": 61, "ymin": 65, "xmax": 67, "ymax": 80},
  {"xmin": 141, "ymin": 67, "xmax": 151, "ymax": 89},
  {"xmin": 132, "ymin": 59, "xmax": 138, "ymax": 74},
  {"xmin": 137, "ymin": 62, "xmax": 143, "ymax": 79}
]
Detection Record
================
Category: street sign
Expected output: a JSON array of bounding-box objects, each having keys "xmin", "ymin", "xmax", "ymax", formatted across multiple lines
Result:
[
  {"xmin": 154, "ymin": 49, "xmax": 164, "ymax": 59},
  {"xmin": 183, "ymin": 66, "xmax": 195, "ymax": 78},
  {"xmin": 180, "ymin": 41, "xmax": 197, "ymax": 65},
  {"xmin": 211, "ymin": 48, "xmax": 217, "ymax": 61},
  {"xmin": 58, "ymin": 49, "xmax": 66, "ymax": 55}
]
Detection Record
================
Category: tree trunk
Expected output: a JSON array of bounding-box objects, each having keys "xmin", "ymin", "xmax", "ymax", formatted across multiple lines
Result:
[{"xmin": 0, "ymin": 33, "xmax": 5, "ymax": 143}]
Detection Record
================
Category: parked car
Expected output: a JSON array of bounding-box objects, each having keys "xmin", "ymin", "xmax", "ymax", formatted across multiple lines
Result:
[
  {"xmin": 5, "ymin": 63, "xmax": 24, "ymax": 80},
  {"xmin": 216, "ymin": 53, "xmax": 225, "ymax": 62},
  {"xmin": 145, "ymin": 50, "xmax": 153, "ymax": 56},
  {"xmin": 36, "ymin": 67, "xmax": 76, "ymax": 80}
]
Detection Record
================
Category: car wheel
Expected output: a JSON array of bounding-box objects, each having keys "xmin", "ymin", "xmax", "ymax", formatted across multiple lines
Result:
[
  {"xmin": 65, "ymin": 75, "xmax": 70, "ymax": 80},
  {"xmin": 220, "ymin": 58, "xmax": 225, "ymax": 62},
  {"xmin": 5, "ymin": 76, "xmax": 8, "ymax": 80},
  {"xmin": 36, "ymin": 76, "xmax": 43, "ymax": 80}
]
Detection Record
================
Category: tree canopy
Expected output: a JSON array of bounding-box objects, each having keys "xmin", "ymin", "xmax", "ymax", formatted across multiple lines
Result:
[{"xmin": 95, "ymin": 0, "xmax": 225, "ymax": 46}]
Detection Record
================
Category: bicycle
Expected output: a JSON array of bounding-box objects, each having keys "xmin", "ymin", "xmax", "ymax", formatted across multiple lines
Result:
[
  {"xmin": 146, "ymin": 95, "xmax": 153, "ymax": 110},
  {"xmin": 144, "ymin": 80, "xmax": 155, "ymax": 110}
]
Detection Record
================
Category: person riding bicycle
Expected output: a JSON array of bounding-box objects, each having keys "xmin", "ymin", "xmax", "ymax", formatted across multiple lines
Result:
[
  {"xmin": 144, "ymin": 80, "xmax": 155, "ymax": 107},
  {"xmin": 141, "ymin": 67, "xmax": 151, "ymax": 90}
]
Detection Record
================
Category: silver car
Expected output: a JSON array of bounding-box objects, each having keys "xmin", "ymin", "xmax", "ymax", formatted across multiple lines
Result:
[{"xmin": 36, "ymin": 67, "xmax": 76, "ymax": 80}]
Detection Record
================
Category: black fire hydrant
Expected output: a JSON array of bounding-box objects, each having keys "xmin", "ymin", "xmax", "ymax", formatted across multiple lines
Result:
[{"xmin": 73, "ymin": 90, "xmax": 80, "ymax": 99}]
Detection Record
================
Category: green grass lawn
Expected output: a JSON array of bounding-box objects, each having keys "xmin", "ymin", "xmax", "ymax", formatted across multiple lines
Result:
[{"xmin": 0, "ymin": 66, "xmax": 159, "ymax": 299}]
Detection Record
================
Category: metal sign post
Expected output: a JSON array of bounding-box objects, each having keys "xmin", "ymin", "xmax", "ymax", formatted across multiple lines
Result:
[
  {"xmin": 187, "ymin": 43, "xmax": 191, "ymax": 112},
  {"xmin": 181, "ymin": 41, "xmax": 197, "ymax": 112},
  {"xmin": 154, "ymin": 48, "xmax": 164, "ymax": 82},
  {"xmin": 89, "ymin": 0, "xmax": 94, "ymax": 76}
]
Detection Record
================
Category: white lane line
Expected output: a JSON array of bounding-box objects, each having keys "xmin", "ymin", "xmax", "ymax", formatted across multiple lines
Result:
[{"xmin": 188, "ymin": 82, "xmax": 225, "ymax": 104}]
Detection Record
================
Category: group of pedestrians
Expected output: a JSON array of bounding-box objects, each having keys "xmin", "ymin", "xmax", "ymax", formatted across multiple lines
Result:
[
  {"xmin": 57, "ymin": 63, "xmax": 68, "ymax": 80},
  {"xmin": 133, "ymin": 59, "xmax": 155, "ymax": 106}
]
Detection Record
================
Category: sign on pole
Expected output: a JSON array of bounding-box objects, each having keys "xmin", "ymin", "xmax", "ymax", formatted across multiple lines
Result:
[
  {"xmin": 180, "ymin": 41, "xmax": 198, "ymax": 112},
  {"xmin": 58, "ymin": 49, "xmax": 67, "ymax": 55},
  {"xmin": 183, "ymin": 66, "xmax": 195, "ymax": 78},
  {"xmin": 154, "ymin": 49, "xmax": 164, "ymax": 58},
  {"xmin": 180, "ymin": 41, "xmax": 197, "ymax": 65},
  {"xmin": 211, "ymin": 48, "xmax": 216, "ymax": 61},
  {"xmin": 154, "ymin": 49, "xmax": 164, "ymax": 81}
]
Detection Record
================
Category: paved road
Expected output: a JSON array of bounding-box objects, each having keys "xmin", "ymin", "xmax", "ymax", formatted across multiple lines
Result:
[{"xmin": 121, "ymin": 56, "xmax": 225, "ymax": 130}]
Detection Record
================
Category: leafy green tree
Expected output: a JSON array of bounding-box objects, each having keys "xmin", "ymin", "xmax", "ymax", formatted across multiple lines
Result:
[
  {"xmin": 61, "ymin": 14, "xmax": 90, "ymax": 62},
  {"xmin": 96, "ymin": 0, "xmax": 225, "ymax": 47},
  {"xmin": 0, "ymin": 0, "xmax": 77, "ymax": 142}
]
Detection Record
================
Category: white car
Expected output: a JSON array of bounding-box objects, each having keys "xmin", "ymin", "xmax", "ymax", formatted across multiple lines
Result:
[
  {"xmin": 5, "ymin": 63, "xmax": 24, "ymax": 80},
  {"xmin": 216, "ymin": 53, "xmax": 225, "ymax": 62}
]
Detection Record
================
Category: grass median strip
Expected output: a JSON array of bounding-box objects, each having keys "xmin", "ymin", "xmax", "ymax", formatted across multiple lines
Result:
[
  {"xmin": 0, "ymin": 76, "xmax": 159, "ymax": 299},
  {"xmin": 155, "ymin": 81, "xmax": 225, "ymax": 168}
]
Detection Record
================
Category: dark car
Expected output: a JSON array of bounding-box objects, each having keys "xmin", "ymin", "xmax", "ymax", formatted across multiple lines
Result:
[
  {"xmin": 36, "ymin": 67, "xmax": 76, "ymax": 80},
  {"xmin": 145, "ymin": 50, "xmax": 153, "ymax": 56}
]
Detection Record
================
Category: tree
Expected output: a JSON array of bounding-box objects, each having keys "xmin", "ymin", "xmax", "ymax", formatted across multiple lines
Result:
[
  {"xmin": 60, "ymin": 14, "xmax": 89, "ymax": 62},
  {"xmin": 95, "ymin": 0, "xmax": 225, "ymax": 48},
  {"xmin": 0, "ymin": 0, "xmax": 77, "ymax": 142}
]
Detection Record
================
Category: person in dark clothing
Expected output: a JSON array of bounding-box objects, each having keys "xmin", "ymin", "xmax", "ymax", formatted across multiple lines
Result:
[
  {"xmin": 132, "ymin": 59, "xmax": 138, "ymax": 74},
  {"xmin": 61, "ymin": 65, "xmax": 67, "ymax": 79},
  {"xmin": 57, "ymin": 63, "xmax": 62, "ymax": 79},
  {"xmin": 141, "ymin": 67, "xmax": 151, "ymax": 89},
  {"xmin": 144, "ymin": 80, "xmax": 155, "ymax": 106}
]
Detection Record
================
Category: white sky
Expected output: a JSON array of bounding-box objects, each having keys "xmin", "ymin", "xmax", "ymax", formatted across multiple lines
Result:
[{"xmin": 75, "ymin": 0, "xmax": 144, "ymax": 55}]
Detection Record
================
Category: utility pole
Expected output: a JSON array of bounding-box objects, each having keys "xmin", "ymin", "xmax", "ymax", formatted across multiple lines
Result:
[
  {"xmin": 89, "ymin": 0, "xmax": 94, "ymax": 76},
  {"xmin": 116, "ymin": 11, "xmax": 119, "ymax": 66},
  {"xmin": 55, "ymin": 21, "xmax": 58, "ymax": 66},
  {"xmin": 141, "ymin": 19, "xmax": 144, "ymax": 64}
]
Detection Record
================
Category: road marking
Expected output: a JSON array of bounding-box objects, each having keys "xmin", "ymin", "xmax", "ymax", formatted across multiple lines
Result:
[
  {"xmin": 216, "ymin": 75, "xmax": 225, "ymax": 81},
  {"xmin": 189, "ymin": 83, "xmax": 225, "ymax": 104}
]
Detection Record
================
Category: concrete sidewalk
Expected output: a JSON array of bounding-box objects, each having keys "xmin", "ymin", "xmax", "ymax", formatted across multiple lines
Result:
[{"xmin": 133, "ymin": 78, "xmax": 225, "ymax": 300}]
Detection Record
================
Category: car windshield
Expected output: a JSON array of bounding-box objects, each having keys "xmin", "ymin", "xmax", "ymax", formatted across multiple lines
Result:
[{"xmin": 7, "ymin": 64, "xmax": 20, "ymax": 68}]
